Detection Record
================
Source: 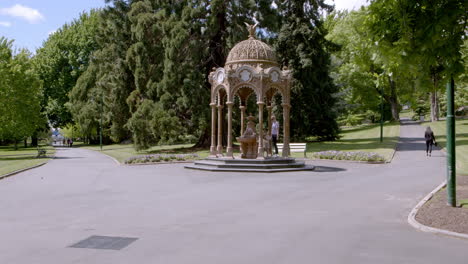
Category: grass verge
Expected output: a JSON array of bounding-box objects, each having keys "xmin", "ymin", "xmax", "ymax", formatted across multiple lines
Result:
[
  {"xmin": 80, "ymin": 122, "xmax": 400, "ymax": 164},
  {"xmin": 0, "ymin": 145, "xmax": 56, "ymax": 177},
  {"xmin": 78, "ymin": 143, "xmax": 211, "ymax": 163},
  {"xmin": 304, "ymin": 122, "xmax": 400, "ymax": 162}
]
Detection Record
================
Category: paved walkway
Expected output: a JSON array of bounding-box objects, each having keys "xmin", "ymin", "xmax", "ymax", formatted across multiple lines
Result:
[{"xmin": 0, "ymin": 121, "xmax": 467, "ymax": 264}]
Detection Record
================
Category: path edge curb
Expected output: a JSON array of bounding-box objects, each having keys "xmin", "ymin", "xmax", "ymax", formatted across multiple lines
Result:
[
  {"xmin": 95, "ymin": 150, "xmax": 121, "ymax": 165},
  {"xmin": 408, "ymin": 180, "xmax": 468, "ymax": 240},
  {"xmin": 0, "ymin": 161, "xmax": 48, "ymax": 181}
]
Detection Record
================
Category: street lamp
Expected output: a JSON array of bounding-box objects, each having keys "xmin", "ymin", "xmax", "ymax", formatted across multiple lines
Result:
[
  {"xmin": 380, "ymin": 85, "xmax": 384, "ymax": 143},
  {"xmin": 446, "ymin": 77, "xmax": 456, "ymax": 207},
  {"xmin": 100, "ymin": 91, "xmax": 103, "ymax": 151}
]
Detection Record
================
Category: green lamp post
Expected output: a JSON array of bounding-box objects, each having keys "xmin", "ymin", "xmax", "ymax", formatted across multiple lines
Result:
[{"xmin": 446, "ymin": 77, "xmax": 456, "ymax": 207}]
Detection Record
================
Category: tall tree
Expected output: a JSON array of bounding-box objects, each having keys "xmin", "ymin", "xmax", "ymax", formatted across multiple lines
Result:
[
  {"xmin": 70, "ymin": 1, "xmax": 135, "ymax": 143},
  {"xmin": 35, "ymin": 11, "xmax": 100, "ymax": 128},
  {"xmin": 326, "ymin": 10, "xmax": 383, "ymax": 121},
  {"xmin": 0, "ymin": 37, "xmax": 43, "ymax": 148},
  {"xmin": 276, "ymin": 0, "xmax": 340, "ymax": 140},
  {"xmin": 123, "ymin": 0, "xmax": 256, "ymax": 149},
  {"xmin": 367, "ymin": 0, "xmax": 467, "ymax": 122}
]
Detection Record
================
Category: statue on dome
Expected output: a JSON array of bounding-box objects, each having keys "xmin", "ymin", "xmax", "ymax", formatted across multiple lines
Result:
[{"xmin": 244, "ymin": 22, "xmax": 258, "ymax": 39}]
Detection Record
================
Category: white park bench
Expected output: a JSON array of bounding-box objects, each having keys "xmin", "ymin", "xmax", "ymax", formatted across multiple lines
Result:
[{"xmin": 277, "ymin": 143, "xmax": 307, "ymax": 158}]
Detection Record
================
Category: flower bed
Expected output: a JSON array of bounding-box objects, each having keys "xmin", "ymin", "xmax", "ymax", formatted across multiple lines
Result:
[
  {"xmin": 124, "ymin": 153, "xmax": 199, "ymax": 164},
  {"xmin": 312, "ymin": 150, "xmax": 386, "ymax": 162}
]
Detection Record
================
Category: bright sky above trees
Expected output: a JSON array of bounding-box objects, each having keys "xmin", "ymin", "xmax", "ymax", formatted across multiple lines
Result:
[
  {"xmin": 326, "ymin": 0, "xmax": 368, "ymax": 11},
  {"xmin": 0, "ymin": 0, "xmax": 107, "ymax": 52},
  {"xmin": 0, "ymin": 0, "xmax": 368, "ymax": 53}
]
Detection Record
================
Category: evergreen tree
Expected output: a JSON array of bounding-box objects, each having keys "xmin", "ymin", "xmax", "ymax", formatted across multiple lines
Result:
[
  {"xmin": 124, "ymin": 0, "xmax": 256, "ymax": 149},
  {"xmin": 276, "ymin": 0, "xmax": 340, "ymax": 140},
  {"xmin": 64, "ymin": 0, "xmax": 345, "ymax": 149},
  {"xmin": 70, "ymin": 1, "xmax": 134, "ymax": 143}
]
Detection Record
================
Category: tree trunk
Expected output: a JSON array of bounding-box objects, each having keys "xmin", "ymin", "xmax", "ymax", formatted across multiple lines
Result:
[
  {"xmin": 24, "ymin": 138, "xmax": 27, "ymax": 148},
  {"xmin": 194, "ymin": 126, "xmax": 210, "ymax": 148},
  {"xmin": 14, "ymin": 140, "xmax": 18, "ymax": 150},
  {"xmin": 430, "ymin": 71, "xmax": 440, "ymax": 122},
  {"xmin": 31, "ymin": 135, "xmax": 38, "ymax": 147},
  {"xmin": 389, "ymin": 100, "xmax": 399, "ymax": 121},
  {"xmin": 195, "ymin": 7, "xmax": 227, "ymax": 150},
  {"xmin": 387, "ymin": 76, "xmax": 400, "ymax": 121},
  {"xmin": 430, "ymin": 91, "xmax": 439, "ymax": 122}
]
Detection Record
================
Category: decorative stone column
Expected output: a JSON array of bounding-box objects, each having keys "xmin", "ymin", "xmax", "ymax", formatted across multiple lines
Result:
[
  {"xmin": 257, "ymin": 101, "xmax": 265, "ymax": 157},
  {"xmin": 217, "ymin": 104, "xmax": 223, "ymax": 155},
  {"xmin": 282, "ymin": 103, "xmax": 291, "ymax": 157},
  {"xmin": 210, "ymin": 103, "xmax": 217, "ymax": 156},
  {"xmin": 239, "ymin": 105, "xmax": 246, "ymax": 136},
  {"xmin": 226, "ymin": 101, "xmax": 234, "ymax": 157},
  {"xmin": 266, "ymin": 105, "xmax": 273, "ymax": 135}
]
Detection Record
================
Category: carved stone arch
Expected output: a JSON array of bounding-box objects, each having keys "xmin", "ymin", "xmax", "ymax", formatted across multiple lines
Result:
[
  {"xmin": 231, "ymin": 84, "xmax": 260, "ymax": 103},
  {"xmin": 212, "ymin": 84, "xmax": 228, "ymax": 105},
  {"xmin": 235, "ymin": 87, "xmax": 255, "ymax": 106},
  {"xmin": 265, "ymin": 85, "xmax": 284, "ymax": 98}
]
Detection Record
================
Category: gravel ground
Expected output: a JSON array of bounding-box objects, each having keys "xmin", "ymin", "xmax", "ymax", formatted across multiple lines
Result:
[{"xmin": 416, "ymin": 175, "xmax": 468, "ymax": 234}]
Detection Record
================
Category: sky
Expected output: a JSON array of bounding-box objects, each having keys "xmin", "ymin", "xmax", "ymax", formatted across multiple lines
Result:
[
  {"xmin": 0, "ymin": 0, "xmax": 108, "ymax": 52},
  {"xmin": 326, "ymin": 0, "xmax": 369, "ymax": 11},
  {"xmin": 0, "ymin": 0, "xmax": 368, "ymax": 53}
]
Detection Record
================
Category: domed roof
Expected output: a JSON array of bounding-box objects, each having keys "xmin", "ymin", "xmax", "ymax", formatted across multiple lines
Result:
[{"xmin": 225, "ymin": 24, "xmax": 279, "ymax": 66}]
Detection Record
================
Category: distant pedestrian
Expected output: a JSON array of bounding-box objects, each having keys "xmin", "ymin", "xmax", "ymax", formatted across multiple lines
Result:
[
  {"xmin": 424, "ymin": 126, "xmax": 436, "ymax": 156},
  {"xmin": 271, "ymin": 116, "xmax": 280, "ymax": 156},
  {"xmin": 69, "ymin": 139, "xmax": 73, "ymax": 148},
  {"xmin": 67, "ymin": 138, "xmax": 71, "ymax": 147}
]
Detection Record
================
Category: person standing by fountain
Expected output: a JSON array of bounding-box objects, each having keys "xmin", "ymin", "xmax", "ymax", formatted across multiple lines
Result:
[{"xmin": 271, "ymin": 116, "xmax": 280, "ymax": 156}]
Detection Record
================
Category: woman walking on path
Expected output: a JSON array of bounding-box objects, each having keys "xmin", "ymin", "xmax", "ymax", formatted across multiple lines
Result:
[{"xmin": 424, "ymin": 126, "xmax": 436, "ymax": 156}]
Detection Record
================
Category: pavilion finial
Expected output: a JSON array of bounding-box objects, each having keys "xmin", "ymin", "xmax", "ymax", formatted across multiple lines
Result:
[{"xmin": 244, "ymin": 22, "xmax": 258, "ymax": 39}]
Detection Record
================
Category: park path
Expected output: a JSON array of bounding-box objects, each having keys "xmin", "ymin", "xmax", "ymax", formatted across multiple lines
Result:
[{"xmin": 0, "ymin": 121, "xmax": 467, "ymax": 264}]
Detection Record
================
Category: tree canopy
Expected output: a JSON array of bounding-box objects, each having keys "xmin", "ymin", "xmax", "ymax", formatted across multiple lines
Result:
[
  {"xmin": 2, "ymin": 0, "xmax": 465, "ymax": 150},
  {"xmin": 0, "ymin": 37, "xmax": 43, "ymax": 147}
]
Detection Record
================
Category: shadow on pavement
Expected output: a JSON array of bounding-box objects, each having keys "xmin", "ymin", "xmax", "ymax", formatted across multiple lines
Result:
[
  {"xmin": 396, "ymin": 142, "xmax": 426, "ymax": 152},
  {"xmin": 313, "ymin": 166, "xmax": 346, "ymax": 173},
  {"xmin": 52, "ymin": 156, "xmax": 84, "ymax": 160}
]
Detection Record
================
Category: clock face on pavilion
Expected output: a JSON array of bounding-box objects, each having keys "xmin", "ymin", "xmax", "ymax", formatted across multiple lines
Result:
[
  {"xmin": 271, "ymin": 71, "xmax": 279, "ymax": 82},
  {"xmin": 240, "ymin": 69, "xmax": 251, "ymax": 82},
  {"xmin": 216, "ymin": 71, "xmax": 225, "ymax": 83}
]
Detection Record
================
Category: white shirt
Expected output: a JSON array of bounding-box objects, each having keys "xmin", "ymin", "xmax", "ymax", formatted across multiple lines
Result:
[{"xmin": 271, "ymin": 121, "xmax": 280, "ymax": 136}]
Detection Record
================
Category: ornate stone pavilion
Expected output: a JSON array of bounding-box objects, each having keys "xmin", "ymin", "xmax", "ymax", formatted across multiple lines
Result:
[
  {"xmin": 208, "ymin": 23, "xmax": 292, "ymax": 159},
  {"xmin": 185, "ymin": 24, "xmax": 314, "ymax": 172}
]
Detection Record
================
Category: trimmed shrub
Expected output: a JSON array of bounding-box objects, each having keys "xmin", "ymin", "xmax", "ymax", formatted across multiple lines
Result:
[
  {"xmin": 312, "ymin": 150, "xmax": 386, "ymax": 162},
  {"xmin": 124, "ymin": 153, "xmax": 199, "ymax": 164}
]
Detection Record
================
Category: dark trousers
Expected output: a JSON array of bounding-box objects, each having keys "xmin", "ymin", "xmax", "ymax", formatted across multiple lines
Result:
[
  {"xmin": 272, "ymin": 134, "xmax": 278, "ymax": 154},
  {"xmin": 426, "ymin": 140, "xmax": 433, "ymax": 154}
]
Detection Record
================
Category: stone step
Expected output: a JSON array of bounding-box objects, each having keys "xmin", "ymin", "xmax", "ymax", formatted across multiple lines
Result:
[
  {"xmin": 184, "ymin": 164, "xmax": 315, "ymax": 173},
  {"xmin": 204, "ymin": 157, "xmax": 297, "ymax": 164},
  {"xmin": 194, "ymin": 160, "xmax": 306, "ymax": 169}
]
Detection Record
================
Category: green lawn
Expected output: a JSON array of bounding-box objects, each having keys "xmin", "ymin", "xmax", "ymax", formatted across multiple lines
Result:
[
  {"xmin": 0, "ymin": 145, "xmax": 56, "ymax": 177},
  {"xmin": 399, "ymin": 109, "xmax": 414, "ymax": 119},
  {"xmin": 79, "ymin": 143, "xmax": 211, "ymax": 163},
  {"xmin": 304, "ymin": 122, "xmax": 400, "ymax": 161},
  {"xmin": 81, "ymin": 122, "xmax": 400, "ymax": 163},
  {"xmin": 422, "ymin": 118, "xmax": 468, "ymax": 175}
]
